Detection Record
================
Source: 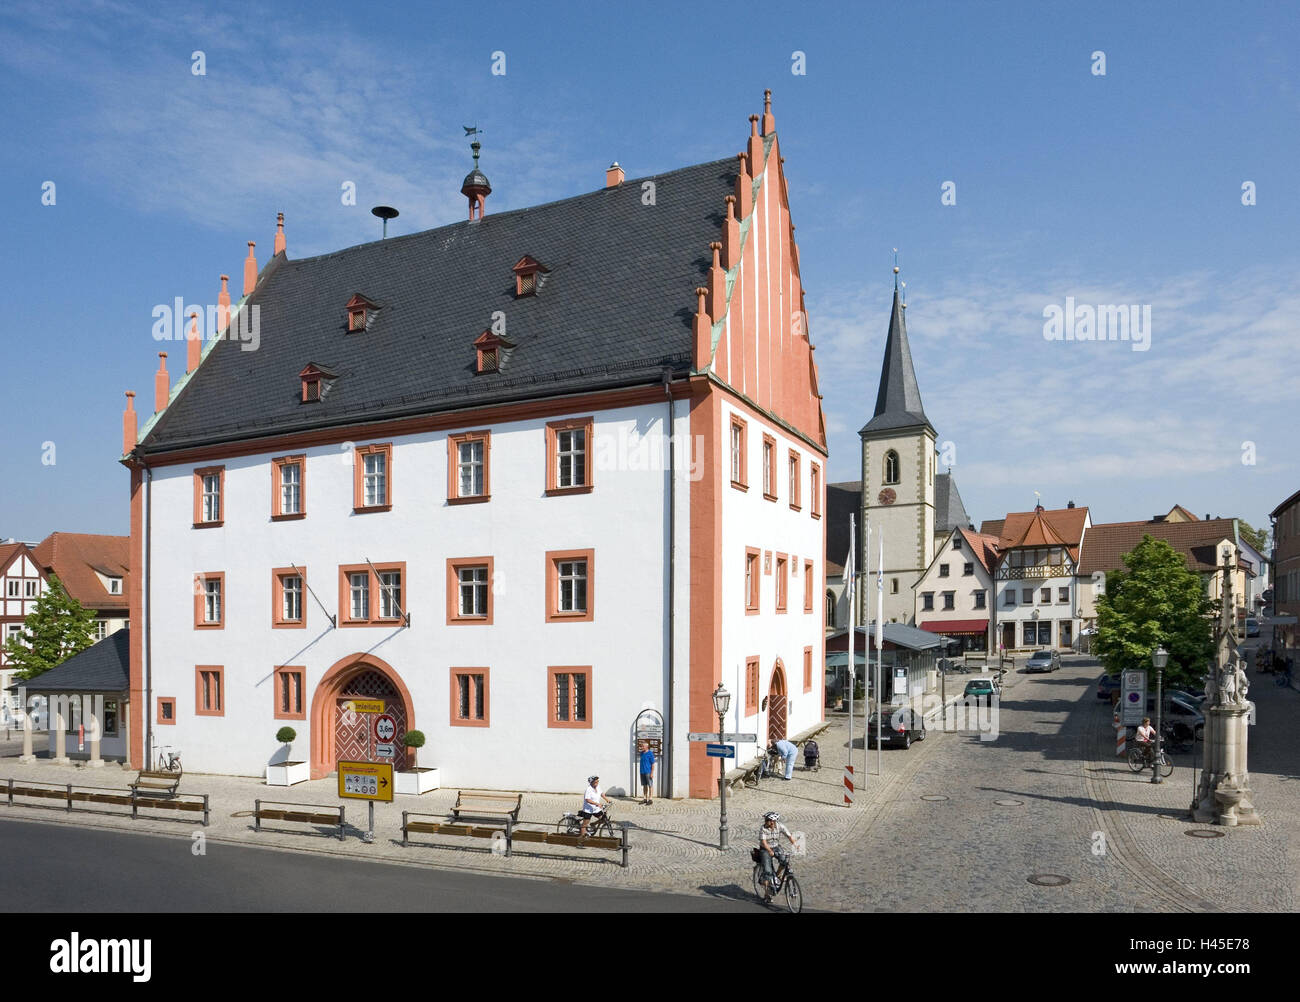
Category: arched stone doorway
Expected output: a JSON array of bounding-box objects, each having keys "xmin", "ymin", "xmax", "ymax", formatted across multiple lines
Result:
[
  {"xmin": 309, "ymin": 654, "xmax": 416, "ymax": 779},
  {"xmin": 767, "ymin": 660, "xmax": 787, "ymax": 744}
]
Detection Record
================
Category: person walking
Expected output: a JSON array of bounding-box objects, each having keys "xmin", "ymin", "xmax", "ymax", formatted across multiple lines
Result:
[
  {"xmin": 637, "ymin": 741, "xmax": 655, "ymax": 805},
  {"xmin": 772, "ymin": 738, "xmax": 798, "ymax": 780}
]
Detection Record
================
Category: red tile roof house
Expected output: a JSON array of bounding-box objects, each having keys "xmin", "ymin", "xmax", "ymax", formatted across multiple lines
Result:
[
  {"xmin": 116, "ymin": 93, "xmax": 827, "ymax": 798},
  {"xmin": 31, "ymin": 533, "xmax": 131, "ymax": 642},
  {"xmin": 0, "ymin": 542, "xmax": 50, "ymax": 725}
]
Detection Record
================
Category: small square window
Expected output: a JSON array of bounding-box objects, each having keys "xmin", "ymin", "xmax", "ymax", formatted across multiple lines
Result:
[
  {"xmin": 274, "ymin": 666, "xmax": 306, "ymax": 720},
  {"xmin": 939, "ymin": 564, "xmax": 950, "ymax": 578},
  {"xmin": 963, "ymin": 562, "xmax": 974, "ymax": 576},
  {"xmin": 195, "ymin": 665, "xmax": 224, "ymax": 717},
  {"xmin": 193, "ymin": 572, "xmax": 225, "ymax": 629},
  {"xmin": 157, "ymin": 697, "xmax": 176, "ymax": 724},
  {"xmin": 352, "ymin": 444, "xmax": 392, "ymax": 512},
  {"xmin": 273, "ymin": 568, "xmax": 306, "ymax": 629},
  {"xmin": 446, "ymin": 557, "xmax": 494, "ymax": 625},
  {"xmin": 448, "ymin": 432, "xmax": 491, "ymax": 504},
  {"xmin": 548, "ymin": 666, "xmax": 592, "ymax": 729},
  {"xmin": 546, "ymin": 549, "xmax": 595, "ymax": 623},
  {"xmin": 272, "ymin": 456, "xmax": 306, "ymax": 520},
  {"xmin": 450, "ymin": 668, "xmax": 490, "ymax": 727},
  {"xmin": 546, "ymin": 418, "xmax": 594, "ymax": 495},
  {"xmin": 193, "ymin": 466, "xmax": 225, "ymax": 527}
]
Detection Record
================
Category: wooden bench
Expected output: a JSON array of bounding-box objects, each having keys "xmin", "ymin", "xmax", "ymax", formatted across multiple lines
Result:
[
  {"xmin": 449, "ymin": 790, "xmax": 522, "ymax": 824},
  {"xmin": 402, "ymin": 811, "xmax": 629, "ymax": 867},
  {"xmin": 253, "ymin": 799, "xmax": 345, "ymax": 841},
  {"xmin": 4, "ymin": 778, "xmax": 208, "ymax": 826},
  {"xmin": 130, "ymin": 770, "xmax": 181, "ymax": 799}
]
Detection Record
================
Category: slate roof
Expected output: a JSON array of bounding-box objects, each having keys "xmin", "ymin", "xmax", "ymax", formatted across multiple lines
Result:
[
  {"xmin": 31, "ymin": 533, "xmax": 130, "ymax": 613},
  {"xmin": 934, "ymin": 473, "xmax": 969, "ymax": 534},
  {"xmin": 5, "ymin": 630, "xmax": 130, "ymax": 693},
  {"xmin": 139, "ymin": 157, "xmax": 739, "ymax": 455},
  {"xmin": 825, "ymin": 623, "xmax": 942, "ymax": 651},
  {"xmin": 1078, "ymin": 519, "xmax": 1239, "ymax": 576},
  {"xmin": 826, "ymin": 481, "xmax": 863, "ymax": 576},
  {"xmin": 860, "ymin": 287, "xmax": 933, "ymax": 437}
]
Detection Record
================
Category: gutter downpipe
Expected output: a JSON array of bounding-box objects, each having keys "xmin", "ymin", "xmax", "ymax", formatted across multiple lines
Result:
[
  {"xmin": 663, "ymin": 370, "xmax": 676, "ymax": 799},
  {"xmin": 144, "ymin": 462, "xmax": 153, "ymax": 771}
]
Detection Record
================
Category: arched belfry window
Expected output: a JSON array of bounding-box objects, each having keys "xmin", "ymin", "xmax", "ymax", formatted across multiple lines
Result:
[
  {"xmin": 825, "ymin": 590, "xmax": 836, "ymax": 629},
  {"xmin": 884, "ymin": 450, "xmax": 900, "ymax": 486}
]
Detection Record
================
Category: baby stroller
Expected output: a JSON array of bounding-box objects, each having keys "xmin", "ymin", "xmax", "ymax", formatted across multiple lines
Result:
[{"xmin": 802, "ymin": 739, "xmax": 820, "ymax": 773}]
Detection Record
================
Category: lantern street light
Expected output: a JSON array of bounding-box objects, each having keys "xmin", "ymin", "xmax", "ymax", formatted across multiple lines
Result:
[
  {"xmin": 1151, "ymin": 645, "xmax": 1169, "ymax": 784},
  {"xmin": 712, "ymin": 683, "xmax": 731, "ymax": 850}
]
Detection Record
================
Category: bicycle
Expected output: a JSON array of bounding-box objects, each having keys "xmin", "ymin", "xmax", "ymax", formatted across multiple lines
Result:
[
  {"xmin": 751, "ymin": 846, "xmax": 803, "ymax": 913},
  {"xmin": 1126, "ymin": 741, "xmax": 1172, "ymax": 777},
  {"xmin": 154, "ymin": 745, "xmax": 182, "ymax": 773},
  {"xmin": 558, "ymin": 804, "xmax": 615, "ymax": 840},
  {"xmin": 743, "ymin": 749, "xmax": 784, "ymax": 789}
]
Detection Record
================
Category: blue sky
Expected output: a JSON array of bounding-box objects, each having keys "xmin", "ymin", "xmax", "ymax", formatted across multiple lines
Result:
[{"xmin": 2, "ymin": 0, "xmax": 1296, "ymax": 543}]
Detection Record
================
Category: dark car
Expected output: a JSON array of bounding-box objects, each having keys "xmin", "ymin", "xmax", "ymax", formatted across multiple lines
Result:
[
  {"xmin": 963, "ymin": 678, "xmax": 999, "ymax": 703},
  {"xmin": 1097, "ymin": 674, "xmax": 1121, "ymax": 700},
  {"xmin": 867, "ymin": 707, "xmax": 927, "ymax": 749},
  {"xmin": 1025, "ymin": 649, "xmax": 1061, "ymax": 673}
]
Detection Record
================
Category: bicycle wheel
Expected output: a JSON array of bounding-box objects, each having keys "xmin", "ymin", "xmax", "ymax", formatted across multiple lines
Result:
[
  {"xmin": 558, "ymin": 815, "xmax": 580, "ymax": 836},
  {"xmin": 594, "ymin": 816, "xmax": 615, "ymax": 840},
  {"xmin": 752, "ymin": 864, "xmax": 765, "ymax": 902},
  {"xmin": 783, "ymin": 875, "xmax": 803, "ymax": 914},
  {"xmin": 1159, "ymin": 752, "xmax": 1173, "ymax": 778},
  {"xmin": 1126, "ymin": 746, "xmax": 1146, "ymax": 773}
]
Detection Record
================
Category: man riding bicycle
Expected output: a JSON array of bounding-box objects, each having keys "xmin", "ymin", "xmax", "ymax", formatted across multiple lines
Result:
[
  {"xmin": 578, "ymin": 774, "xmax": 610, "ymax": 839},
  {"xmin": 1134, "ymin": 717, "xmax": 1157, "ymax": 764},
  {"xmin": 757, "ymin": 811, "xmax": 797, "ymax": 903}
]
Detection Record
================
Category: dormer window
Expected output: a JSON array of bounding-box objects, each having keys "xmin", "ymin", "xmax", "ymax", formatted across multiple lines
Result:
[
  {"xmin": 299, "ymin": 362, "xmax": 337, "ymax": 403},
  {"xmin": 345, "ymin": 293, "xmax": 377, "ymax": 333},
  {"xmin": 473, "ymin": 330, "xmax": 514, "ymax": 375},
  {"xmin": 511, "ymin": 256, "xmax": 549, "ymax": 298}
]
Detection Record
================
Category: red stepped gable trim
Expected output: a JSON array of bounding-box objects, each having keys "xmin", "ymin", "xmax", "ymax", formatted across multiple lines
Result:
[
  {"xmin": 121, "ymin": 391, "xmax": 137, "ymax": 455},
  {"xmin": 217, "ymin": 275, "xmax": 231, "ymax": 335},
  {"xmin": 274, "ymin": 212, "xmax": 286, "ymax": 255},
  {"xmin": 242, "ymin": 241, "xmax": 257, "ymax": 297},
  {"xmin": 186, "ymin": 310, "xmax": 200, "ymax": 374},
  {"xmin": 153, "ymin": 353, "xmax": 169, "ymax": 413}
]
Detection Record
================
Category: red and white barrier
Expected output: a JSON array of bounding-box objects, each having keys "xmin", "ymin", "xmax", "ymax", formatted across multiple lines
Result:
[
  {"xmin": 843, "ymin": 764, "xmax": 855, "ymax": 805},
  {"xmin": 1115, "ymin": 714, "xmax": 1126, "ymax": 756}
]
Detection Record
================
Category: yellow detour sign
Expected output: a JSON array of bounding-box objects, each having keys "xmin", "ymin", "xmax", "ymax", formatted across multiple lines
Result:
[
  {"xmin": 342, "ymin": 699, "xmax": 385, "ymax": 714},
  {"xmin": 337, "ymin": 760, "xmax": 394, "ymax": 802}
]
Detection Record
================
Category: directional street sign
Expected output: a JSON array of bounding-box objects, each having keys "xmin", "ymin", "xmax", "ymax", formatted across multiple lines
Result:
[
  {"xmin": 375, "ymin": 743, "xmax": 395, "ymax": 758},
  {"xmin": 689, "ymin": 732, "xmax": 758, "ymax": 743},
  {"xmin": 705, "ymin": 744, "xmax": 736, "ymax": 758},
  {"xmin": 374, "ymin": 714, "xmax": 397, "ymax": 742},
  {"xmin": 337, "ymin": 760, "xmax": 394, "ymax": 802},
  {"xmin": 343, "ymin": 699, "xmax": 385, "ymax": 714}
]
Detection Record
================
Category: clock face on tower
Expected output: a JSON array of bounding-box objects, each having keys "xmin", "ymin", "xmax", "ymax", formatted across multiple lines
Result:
[{"xmin": 878, "ymin": 488, "xmax": 897, "ymax": 505}]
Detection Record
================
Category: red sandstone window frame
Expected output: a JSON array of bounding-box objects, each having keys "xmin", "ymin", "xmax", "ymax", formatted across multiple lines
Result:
[
  {"xmin": 788, "ymin": 450, "xmax": 801, "ymax": 511},
  {"xmin": 271, "ymin": 455, "xmax": 306, "ymax": 520},
  {"xmin": 745, "ymin": 657, "xmax": 759, "ymax": 715},
  {"xmin": 193, "ymin": 572, "xmax": 225, "ymax": 630},
  {"xmin": 447, "ymin": 431, "xmax": 491, "ymax": 504},
  {"xmin": 337, "ymin": 561, "xmax": 407, "ymax": 627},
  {"xmin": 195, "ymin": 665, "xmax": 224, "ymax": 717},
  {"xmin": 775, "ymin": 553, "xmax": 788, "ymax": 612},
  {"xmin": 745, "ymin": 547, "xmax": 761, "ymax": 615},
  {"xmin": 546, "ymin": 548, "xmax": 594, "ymax": 623},
  {"xmin": 446, "ymin": 556, "xmax": 495, "ymax": 625},
  {"xmin": 811, "ymin": 462, "xmax": 822, "ymax": 518},
  {"xmin": 545, "ymin": 417, "xmax": 594, "ymax": 496},
  {"xmin": 730, "ymin": 417, "xmax": 748, "ymax": 491},
  {"xmin": 547, "ymin": 666, "xmax": 592, "ymax": 729},
  {"xmin": 272, "ymin": 566, "xmax": 306, "ymax": 629},
  {"xmin": 352, "ymin": 443, "xmax": 393, "ymax": 513},
  {"xmin": 193, "ymin": 466, "xmax": 225, "ymax": 528},
  {"xmin": 273, "ymin": 665, "xmax": 306, "ymax": 721},
  {"xmin": 803, "ymin": 646, "xmax": 813, "ymax": 693},
  {"xmin": 450, "ymin": 667, "xmax": 490, "ymax": 727},
  {"xmin": 804, "ymin": 559, "xmax": 814, "ymax": 613},
  {"xmin": 762, "ymin": 435, "xmax": 777, "ymax": 501},
  {"xmin": 156, "ymin": 697, "xmax": 176, "ymax": 725}
]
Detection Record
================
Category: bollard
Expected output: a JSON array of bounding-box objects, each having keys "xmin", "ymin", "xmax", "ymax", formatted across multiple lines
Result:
[
  {"xmin": 620, "ymin": 822, "xmax": 629, "ymax": 868},
  {"xmin": 66, "ymin": 784, "xmax": 73, "ymax": 813},
  {"xmin": 202, "ymin": 794, "xmax": 210, "ymax": 827},
  {"xmin": 131, "ymin": 787, "xmax": 138, "ymax": 819},
  {"xmin": 338, "ymin": 806, "xmax": 346, "ymax": 842},
  {"xmin": 7, "ymin": 777, "xmax": 12, "ymax": 806},
  {"xmin": 255, "ymin": 799, "xmax": 261, "ymax": 832},
  {"xmin": 401, "ymin": 810, "xmax": 409, "ymax": 847},
  {"xmin": 504, "ymin": 817, "xmax": 513, "ymax": 858}
]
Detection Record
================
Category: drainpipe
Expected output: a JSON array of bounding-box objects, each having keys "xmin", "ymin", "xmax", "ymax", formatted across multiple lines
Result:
[
  {"xmin": 662, "ymin": 370, "xmax": 676, "ymax": 799},
  {"xmin": 144, "ymin": 464, "xmax": 153, "ymax": 770}
]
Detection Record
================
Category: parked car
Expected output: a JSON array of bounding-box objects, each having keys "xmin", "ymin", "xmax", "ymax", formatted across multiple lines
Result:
[
  {"xmin": 866, "ymin": 707, "xmax": 927, "ymax": 749},
  {"xmin": 1025, "ymin": 649, "xmax": 1061, "ymax": 673},
  {"xmin": 964, "ymin": 678, "xmax": 999, "ymax": 703},
  {"xmin": 1097, "ymin": 674, "xmax": 1121, "ymax": 700},
  {"xmin": 1245, "ymin": 618, "xmax": 1260, "ymax": 637},
  {"xmin": 1165, "ymin": 695, "xmax": 1205, "ymax": 739}
]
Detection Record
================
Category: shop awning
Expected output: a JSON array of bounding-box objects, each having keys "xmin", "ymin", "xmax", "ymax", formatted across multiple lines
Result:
[{"xmin": 919, "ymin": 620, "xmax": 987, "ymax": 635}]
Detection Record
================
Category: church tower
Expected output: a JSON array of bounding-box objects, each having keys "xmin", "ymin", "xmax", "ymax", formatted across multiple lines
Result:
[{"xmin": 859, "ymin": 272, "xmax": 936, "ymax": 624}]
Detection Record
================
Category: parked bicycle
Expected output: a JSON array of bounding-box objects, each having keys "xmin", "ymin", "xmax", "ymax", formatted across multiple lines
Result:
[
  {"xmin": 743, "ymin": 748, "xmax": 784, "ymax": 788},
  {"xmin": 154, "ymin": 744, "xmax": 182, "ymax": 773},
  {"xmin": 751, "ymin": 845, "xmax": 803, "ymax": 913},
  {"xmin": 557, "ymin": 804, "xmax": 615, "ymax": 840},
  {"xmin": 1126, "ymin": 741, "xmax": 1172, "ymax": 777}
]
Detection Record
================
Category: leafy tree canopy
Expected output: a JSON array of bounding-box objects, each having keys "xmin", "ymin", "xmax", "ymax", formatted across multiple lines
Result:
[
  {"xmin": 1095, "ymin": 535, "xmax": 1214, "ymax": 687},
  {"xmin": 1238, "ymin": 520, "xmax": 1268, "ymax": 555},
  {"xmin": 2, "ymin": 574, "xmax": 98, "ymax": 681}
]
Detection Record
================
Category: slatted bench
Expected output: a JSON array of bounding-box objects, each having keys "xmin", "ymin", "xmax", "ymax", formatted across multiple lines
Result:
[
  {"xmin": 130, "ymin": 770, "xmax": 181, "ymax": 799},
  {"xmin": 4, "ymin": 778, "xmax": 209, "ymax": 826},
  {"xmin": 401, "ymin": 811, "xmax": 629, "ymax": 867},
  {"xmin": 253, "ymin": 799, "xmax": 346, "ymax": 841},
  {"xmin": 449, "ymin": 790, "xmax": 523, "ymax": 823}
]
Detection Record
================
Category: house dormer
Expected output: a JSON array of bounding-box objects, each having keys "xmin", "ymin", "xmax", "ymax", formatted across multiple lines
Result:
[
  {"xmin": 345, "ymin": 293, "xmax": 377, "ymax": 332},
  {"xmin": 299, "ymin": 362, "xmax": 338, "ymax": 402},
  {"xmin": 511, "ymin": 256, "xmax": 549, "ymax": 297},
  {"xmin": 473, "ymin": 330, "xmax": 514, "ymax": 374}
]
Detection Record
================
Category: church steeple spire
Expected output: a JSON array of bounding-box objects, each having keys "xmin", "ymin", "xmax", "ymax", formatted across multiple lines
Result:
[{"xmin": 859, "ymin": 267, "xmax": 933, "ymax": 437}]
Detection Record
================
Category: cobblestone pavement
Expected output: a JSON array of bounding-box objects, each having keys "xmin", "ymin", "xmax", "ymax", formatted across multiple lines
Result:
[{"xmin": 0, "ymin": 660, "xmax": 1293, "ymax": 911}]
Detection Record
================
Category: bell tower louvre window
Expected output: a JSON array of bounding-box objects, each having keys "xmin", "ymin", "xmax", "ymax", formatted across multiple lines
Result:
[{"xmin": 511, "ymin": 256, "xmax": 548, "ymax": 298}]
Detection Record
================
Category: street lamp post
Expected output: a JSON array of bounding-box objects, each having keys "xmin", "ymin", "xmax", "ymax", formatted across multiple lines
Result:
[
  {"xmin": 1151, "ymin": 645, "xmax": 1168, "ymax": 784},
  {"xmin": 713, "ymin": 683, "xmax": 731, "ymax": 851}
]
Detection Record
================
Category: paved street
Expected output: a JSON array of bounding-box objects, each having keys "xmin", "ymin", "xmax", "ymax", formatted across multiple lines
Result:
[{"xmin": 1, "ymin": 656, "xmax": 1294, "ymax": 911}]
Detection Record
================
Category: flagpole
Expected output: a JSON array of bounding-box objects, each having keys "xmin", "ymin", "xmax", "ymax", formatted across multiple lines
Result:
[
  {"xmin": 846, "ymin": 513, "xmax": 855, "ymax": 782},
  {"xmin": 876, "ymin": 525, "xmax": 884, "ymax": 778},
  {"xmin": 862, "ymin": 515, "xmax": 869, "ymax": 783}
]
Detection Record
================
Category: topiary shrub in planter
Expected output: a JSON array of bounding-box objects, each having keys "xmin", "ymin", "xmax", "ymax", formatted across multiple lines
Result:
[
  {"xmin": 395, "ymin": 730, "xmax": 438, "ymax": 795},
  {"xmin": 267, "ymin": 726, "xmax": 309, "ymax": 786},
  {"xmin": 402, "ymin": 730, "xmax": 425, "ymax": 768}
]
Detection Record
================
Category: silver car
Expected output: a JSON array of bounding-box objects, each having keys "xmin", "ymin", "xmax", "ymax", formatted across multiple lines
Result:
[{"xmin": 1025, "ymin": 649, "xmax": 1060, "ymax": 673}]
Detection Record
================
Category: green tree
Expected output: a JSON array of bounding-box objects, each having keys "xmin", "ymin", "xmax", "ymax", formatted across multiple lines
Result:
[
  {"xmin": 2, "ymin": 574, "xmax": 98, "ymax": 681},
  {"xmin": 1095, "ymin": 536, "xmax": 1214, "ymax": 687},
  {"xmin": 1238, "ymin": 520, "xmax": 1269, "ymax": 554}
]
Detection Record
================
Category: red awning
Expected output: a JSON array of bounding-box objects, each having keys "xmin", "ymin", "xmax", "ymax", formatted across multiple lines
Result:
[{"xmin": 919, "ymin": 619, "xmax": 987, "ymax": 634}]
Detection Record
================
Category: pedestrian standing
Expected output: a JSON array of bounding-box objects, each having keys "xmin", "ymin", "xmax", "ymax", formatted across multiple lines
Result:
[
  {"xmin": 773, "ymin": 737, "xmax": 798, "ymax": 780},
  {"xmin": 638, "ymin": 740, "xmax": 655, "ymax": 805}
]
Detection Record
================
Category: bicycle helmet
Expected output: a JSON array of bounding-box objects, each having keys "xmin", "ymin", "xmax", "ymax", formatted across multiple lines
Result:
[
  {"xmin": 763, "ymin": 811, "xmax": 781, "ymax": 823},
  {"xmin": 587, "ymin": 775, "xmax": 599, "ymax": 785}
]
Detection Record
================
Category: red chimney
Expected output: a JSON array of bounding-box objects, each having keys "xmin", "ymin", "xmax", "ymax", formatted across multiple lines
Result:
[
  {"xmin": 735, "ymin": 153, "xmax": 752, "ymax": 220},
  {"xmin": 692, "ymin": 287, "xmax": 711, "ymax": 371},
  {"xmin": 243, "ymin": 241, "xmax": 257, "ymax": 296},
  {"xmin": 274, "ymin": 212, "xmax": 286, "ymax": 255},
  {"xmin": 122, "ymin": 391, "xmax": 137, "ymax": 455},
  {"xmin": 187, "ymin": 311, "xmax": 201, "ymax": 373},
  {"xmin": 218, "ymin": 274, "xmax": 231, "ymax": 333},
  {"xmin": 707, "ymin": 242, "xmax": 725, "ymax": 318},
  {"xmin": 154, "ymin": 352, "xmax": 169, "ymax": 412},
  {"xmin": 605, "ymin": 162, "xmax": 625, "ymax": 187},
  {"xmin": 761, "ymin": 89, "xmax": 775, "ymax": 135},
  {"xmin": 722, "ymin": 195, "xmax": 740, "ymax": 270},
  {"xmin": 747, "ymin": 114, "xmax": 763, "ymax": 177}
]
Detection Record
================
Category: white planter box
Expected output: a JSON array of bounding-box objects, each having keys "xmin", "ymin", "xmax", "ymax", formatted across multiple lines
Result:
[
  {"xmin": 266, "ymin": 760, "xmax": 310, "ymax": 786},
  {"xmin": 395, "ymin": 768, "xmax": 440, "ymax": 795}
]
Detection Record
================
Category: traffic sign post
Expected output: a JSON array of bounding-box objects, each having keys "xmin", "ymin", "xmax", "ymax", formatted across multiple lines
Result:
[
  {"xmin": 337, "ymin": 760, "xmax": 394, "ymax": 844},
  {"xmin": 705, "ymin": 743, "xmax": 735, "ymax": 758},
  {"xmin": 689, "ymin": 732, "xmax": 757, "ymax": 744},
  {"xmin": 374, "ymin": 714, "xmax": 397, "ymax": 742},
  {"xmin": 343, "ymin": 699, "xmax": 385, "ymax": 714}
]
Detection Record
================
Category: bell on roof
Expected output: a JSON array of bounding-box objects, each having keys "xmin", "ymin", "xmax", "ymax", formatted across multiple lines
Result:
[{"xmin": 461, "ymin": 139, "xmax": 491, "ymax": 221}]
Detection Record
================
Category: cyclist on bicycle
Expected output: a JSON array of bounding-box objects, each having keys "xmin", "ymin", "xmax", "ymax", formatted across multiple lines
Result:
[
  {"xmin": 1135, "ymin": 717, "xmax": 1155, "ymax": 746},
  {"xmin": 578, "ymin": 775, "xmax": 610, "ymax": 839},
  {"xmin": 757, "ymin": 811, "xmax": 797, "ymax": 903}
]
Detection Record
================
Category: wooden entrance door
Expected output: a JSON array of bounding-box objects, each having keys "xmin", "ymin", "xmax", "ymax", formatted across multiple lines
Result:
[
  {"xmin": 1002, "ymin": 622, "xmax": 1016, "ymax": 652},
  {"xmin": 767, "ymin": 661, "xmax": 787, "ymax": 744},
  {"xmin": 335, "ymin": 669, "xmax": 408, "ymax": 770}
]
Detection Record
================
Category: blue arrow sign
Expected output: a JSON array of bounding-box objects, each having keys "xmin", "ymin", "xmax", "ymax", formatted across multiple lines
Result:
[{"xmin": 706, "ymin": 743, "xmax": 735, "ymax": 758}]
